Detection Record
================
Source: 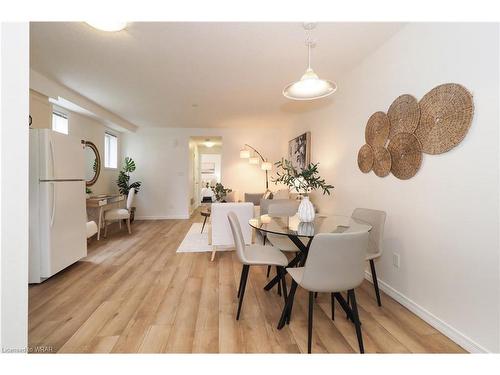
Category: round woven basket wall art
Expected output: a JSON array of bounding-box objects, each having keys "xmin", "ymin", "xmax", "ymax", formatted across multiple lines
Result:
[
  {"xmin": 387, "ymin": 132, "xmax": 422, "ymax": 180},
  {"xmin": 372, "ymin": 146, "xmax": 392, "ymax": 177},
  {"xmin": 387, "ymin": 94, "xmax": 421, "ymax": 138},
  {"xmin": 357, "ymin": 144, "xmax": 374, "ymax": 173},
  {"xmin": 365, "ymin": 111, "xmax": 390, "ymax": 147},
  {"xmin": 415, "ymin": 83, "xmax": 474, "ymax": 155}
]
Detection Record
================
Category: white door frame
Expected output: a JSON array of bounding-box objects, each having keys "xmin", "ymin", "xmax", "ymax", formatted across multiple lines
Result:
[{"xmin": 0, "ymin": 22, "xmax": 29, "ymax": 352}]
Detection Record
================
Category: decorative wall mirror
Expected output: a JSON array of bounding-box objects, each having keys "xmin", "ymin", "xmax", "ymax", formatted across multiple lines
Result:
[{"xmin": 84, "ymin": 141, "xmax": 101, "ymax": 186}]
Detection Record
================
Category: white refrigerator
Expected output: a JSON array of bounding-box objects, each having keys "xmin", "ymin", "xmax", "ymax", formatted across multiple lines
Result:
[{"xmin": 29, "ymin": 129, "xmax": 87, "ymax": 283}]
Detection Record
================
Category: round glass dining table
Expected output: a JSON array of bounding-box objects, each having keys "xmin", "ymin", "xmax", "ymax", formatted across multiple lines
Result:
[
  {"xmin": 249, "ymin": 213, "xmax": 372, "ymax": 239},
  {"xmin": 248, "ymin": 213, "xmax": 372, "ymax": 329}
]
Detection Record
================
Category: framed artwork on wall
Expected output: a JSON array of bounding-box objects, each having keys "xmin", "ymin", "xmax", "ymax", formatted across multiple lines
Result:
[
  {"xmin": 201, "ymin": 162, "xmax": 216, "ymax": 174},
  {"xmin": 288, "ymin": 132, "xmax": 311, "ymax": 171}
]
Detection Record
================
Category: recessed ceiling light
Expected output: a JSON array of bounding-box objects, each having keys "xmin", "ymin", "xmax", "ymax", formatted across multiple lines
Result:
[
  {"xmin": 85, "ymin": 21, "xmax": 128, "ymax": 32},
  {"xmin": 204, "ymin": 139, "xmax": 214, "ymax": 148}
]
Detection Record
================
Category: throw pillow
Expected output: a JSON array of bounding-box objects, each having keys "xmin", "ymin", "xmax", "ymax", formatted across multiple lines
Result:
[{"xmin": 273, "ymin": 188, "xmax": 290, "ymax": 200}]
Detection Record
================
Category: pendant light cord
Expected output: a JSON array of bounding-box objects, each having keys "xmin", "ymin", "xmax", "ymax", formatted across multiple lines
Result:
[
  {"xmin": 307, "ymin": 42, "xmax": 311, "ymax": 69},
  {"xmin": 305, "ymin": 26, "xmax": 313, "ymax": 69}
]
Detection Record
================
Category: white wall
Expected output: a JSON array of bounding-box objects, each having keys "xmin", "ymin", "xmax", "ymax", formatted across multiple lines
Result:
[
  {"xmin": 0, "ymin": 22, "xmax": 29, "ymax": 352},
  {"xmin": 122, "ymin": 127, "xmax": 287, "ymax": 219},
  {"xmin": 288, "ymin": 23, "xmax": 499, "ymax": 352}
]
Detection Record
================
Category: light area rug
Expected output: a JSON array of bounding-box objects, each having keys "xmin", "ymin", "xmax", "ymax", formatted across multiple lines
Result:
[{"xmin": 176, "ymin": 223, "xmax": 233, "ymax": 253}]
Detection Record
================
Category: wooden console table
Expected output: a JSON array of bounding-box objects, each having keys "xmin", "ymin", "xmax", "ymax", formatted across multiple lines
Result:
[{"xmin": 86, "ymin": 194, "xmax": 125, "ymax": 240}]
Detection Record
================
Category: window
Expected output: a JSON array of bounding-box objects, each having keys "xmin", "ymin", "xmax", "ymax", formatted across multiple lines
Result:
[
  {"xmin": 104, "ymin": 133, "xmax": 118, "ymax": 169},
  {"xmin": 52, "ymin": 112, "xmax": 68, "ymax": 134}
]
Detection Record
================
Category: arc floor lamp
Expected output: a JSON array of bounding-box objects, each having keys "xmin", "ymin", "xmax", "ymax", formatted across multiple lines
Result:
[{"xmin": 240, "ymin": 144, "xmax": 272, "ymax": 190}]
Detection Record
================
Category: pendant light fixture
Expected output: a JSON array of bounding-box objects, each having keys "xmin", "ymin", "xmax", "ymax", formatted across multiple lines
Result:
[
  {"xmin": 86, "ymin": 21, "xmax": 128, "ymax": 32},
  {"xmin": 283, "ymin": 23, "xmax": 337, "ymax": 101}
]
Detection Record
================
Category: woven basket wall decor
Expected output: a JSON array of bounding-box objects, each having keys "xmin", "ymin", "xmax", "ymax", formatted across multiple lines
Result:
[
  {"xmin": 365, "ymin": 111, "xmax": 390, "ymax": 147},
  {"xmin": 372, "ymin": 146, "xmax": 392, "ymax": 177},
  {"xmin": 415, "ymin": 83, "xmax": 474, "ymax": 154},
  {"xmin": 357, "ymin": 144, "xmax": 374, "ymax": 173},
  {"xmin": 387, "ymin": 133, "xmax": 422, "ymax": 180},
  {"xmin": 387, "ymin": 94, "xmax": 421, "ymax": 138}
]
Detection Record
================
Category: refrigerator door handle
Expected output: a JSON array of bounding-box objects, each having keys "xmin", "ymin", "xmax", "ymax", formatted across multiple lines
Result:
[
  {"xmin": 49, "ymin": 139, "xmax": 55, "ymax": 180},
  {"xmin": 50, "ymin": 182, "xmax": 56, "ymax": 228}
]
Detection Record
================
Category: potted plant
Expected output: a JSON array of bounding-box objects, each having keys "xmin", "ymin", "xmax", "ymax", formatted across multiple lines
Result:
[
  {"xmin": 211, "ymin": 183, "xmax": 232, "ymax": 202},
  {"xmin": 272, "ymin": 159, "xmax": 333, "ymax": 222},
  {"xmin": 85, "ymin": 187, "xmax": 93, "ymax": 199},
  {"xmin": 117, "ymin": 157, "xmax": 142, "ymax": 222}
]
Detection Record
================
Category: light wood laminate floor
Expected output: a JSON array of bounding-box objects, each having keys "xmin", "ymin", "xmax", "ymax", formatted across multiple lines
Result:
[{"xmin": 28, "ymin": 212, "xmax": 466, "ymax": 353}]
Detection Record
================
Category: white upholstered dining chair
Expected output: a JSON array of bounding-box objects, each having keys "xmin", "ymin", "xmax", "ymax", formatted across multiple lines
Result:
[
  {"xmin": 286, "ymin": 232, "xmax": 369, "ymax": 353},
  {"xmin": 209, "ymin": 202, "xmax": 254, "ymax": 261},
  {"xmin": 351, "ymin": 208, "xmax": 386, "ymax": 306},
  {"xmin": 263, "ymin": 200, "xmax": 301, "ymax": 276},
  {"xmin": 104, "ymin": 188, "xmax": 135, "ymax": 236},
  {"xmin": 227, "ymin": 212, "xmax": 289, "ymax": 320}
]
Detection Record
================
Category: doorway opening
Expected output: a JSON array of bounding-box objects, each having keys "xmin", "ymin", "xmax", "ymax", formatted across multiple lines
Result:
[{"xmin": 188, "ymin": 136, "xmax": 223, "ymax": 214}]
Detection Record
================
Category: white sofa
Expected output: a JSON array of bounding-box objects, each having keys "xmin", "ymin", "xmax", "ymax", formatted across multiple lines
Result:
[{"xmin": 209, "ymin": 202, "xmax": 254, "ymax": 261}]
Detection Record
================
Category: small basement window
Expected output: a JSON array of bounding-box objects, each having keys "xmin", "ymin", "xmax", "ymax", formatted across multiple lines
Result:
[
  {"xmin": 52, "ymin": 112, "xmax": 68, "ymax": 134},
  {"xmin": 104, "ymin": 132, "xmax": 118, "ymax": 169}
]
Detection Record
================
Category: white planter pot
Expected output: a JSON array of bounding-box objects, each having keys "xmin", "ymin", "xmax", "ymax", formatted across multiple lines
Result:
[{"xmin": 298, "ymin": 196, "xmax": 315, "ymax": 222}]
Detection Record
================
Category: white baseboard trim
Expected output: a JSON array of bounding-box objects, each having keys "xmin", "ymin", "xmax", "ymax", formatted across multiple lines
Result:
[
  {"xmin": 364, "ymin": 271, "xmax": 489, "ymax": 353},
  {"xmin": 135, "ymin": 215, "xmax": 189, "ymax": 220}
]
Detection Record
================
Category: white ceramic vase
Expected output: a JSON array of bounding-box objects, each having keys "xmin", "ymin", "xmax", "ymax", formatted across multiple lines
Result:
[
  {"xmin": 298, "ymin": 196, "xmax": 315, "ymax": 222},
  {"xmin": 297, "ymin": 221, "xmax": 315, "ymax": 236}
]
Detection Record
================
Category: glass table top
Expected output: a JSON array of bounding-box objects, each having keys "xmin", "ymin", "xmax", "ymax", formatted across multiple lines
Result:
[{"xmin": 249, "ymin": 214, "xmax": 372, "ymax": 238}]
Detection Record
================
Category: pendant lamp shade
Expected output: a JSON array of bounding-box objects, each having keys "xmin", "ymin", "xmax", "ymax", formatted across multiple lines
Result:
[
  {"xmin": 86, "ymin": 21, "xmax": 127, "ymax": 32},
  {"xmin": 283, "ymin": 23, "xmax": 337, "ymax": 101},
  {"xmin": 283, "ymin": 68, "xmax": 337, "ymax": 100}
]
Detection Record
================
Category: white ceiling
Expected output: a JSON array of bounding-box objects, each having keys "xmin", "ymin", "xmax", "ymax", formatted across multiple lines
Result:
[{"xmin": 30, "ymin": 22, "xmax": 404, "ymax": 129}]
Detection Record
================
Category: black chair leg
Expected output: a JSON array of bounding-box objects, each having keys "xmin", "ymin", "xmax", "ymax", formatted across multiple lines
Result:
[
  {"xmin": 334, "ymin": 292, "xmax": 355, "ymax": 323},
  {"xmin": 348, "ymin": 289, "xmax": 364, "ymax": 353},
  {"xmin": 266, "ymin": 265, "xmax": 271, "ymax": 277},
  {"xmin": 236, "ymin": 265, "xmax": 250, "ymax": 320},
  {"xmin": 277, "ymin": 280, "xmax": 297, "ymax": 329},
  {"xmin": 276, "ymin": 266, "xmax": 282, "ymax": 296},
  {"xmin": 308, "ymin": 291, "xmax": 314, "ymax": 354},
  {"xmin": 279, "ymin": 267, "xmax": 288, "ymax": 305},
  {"xmin": 314, "ymin": 292, "xmax": 318, "ymax": 299},
  {"xmin": 345, "ymin": 292, "xmax": 350, "ymax": 320},
  {"xmin": 330, "ymin": 293, "xmax": 335, "ymax": 320},
  {"xmin": 369, "ymin": 259, "xmax": 382, "ymax": 306},
  {"xmin": 237, "ymin": 264, "xmax": 246, "ymax": 298}
]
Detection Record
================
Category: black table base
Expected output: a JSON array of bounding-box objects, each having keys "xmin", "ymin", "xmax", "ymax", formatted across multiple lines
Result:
[{"xmin": 263, "ymin": 235, "xmax": 312, "ymax": 292}]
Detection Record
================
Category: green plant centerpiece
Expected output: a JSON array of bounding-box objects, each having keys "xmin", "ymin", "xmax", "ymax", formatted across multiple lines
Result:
[
  {"xmin": 211, "ymin": 183, "xmax": 232, "ymax": 202},
  {"xmin": 272, "ymin": 159, "xmax": 333, "ymax": 222},
  {"xmin": 117, "ymin": 157, "xmax": 142, "ymax": 222}
]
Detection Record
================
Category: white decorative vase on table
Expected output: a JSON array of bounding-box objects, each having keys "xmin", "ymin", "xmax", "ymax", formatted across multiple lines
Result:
[{"xmin": 298, "ymin": 196, "xmax": 315, "ymax": 222}]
